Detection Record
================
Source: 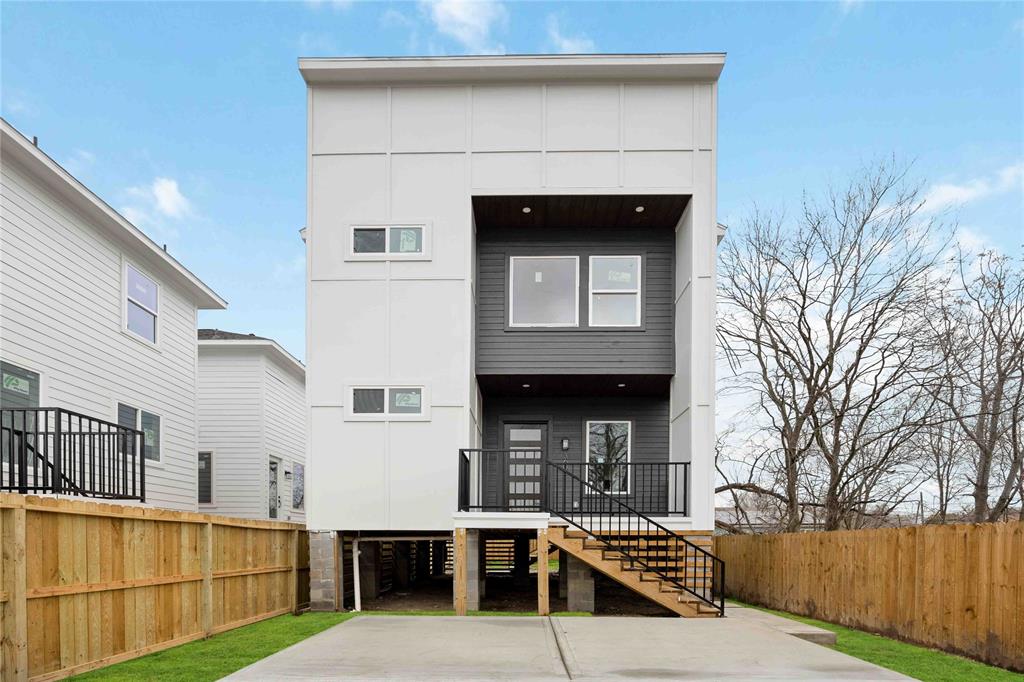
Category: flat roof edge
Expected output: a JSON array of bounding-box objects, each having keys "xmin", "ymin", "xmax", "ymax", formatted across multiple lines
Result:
[{"xmin": 299, "ymin": 53, "xmax": 726, "ymax": 84}]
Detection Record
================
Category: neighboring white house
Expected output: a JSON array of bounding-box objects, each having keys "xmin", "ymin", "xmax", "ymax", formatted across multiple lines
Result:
[
  {"xmin": 197, "ymin": 329, "xmax": 306, "ymax": 522},
  {"xmin": 300, "ymin": 54, "xmax": 725, "ymax": 615},
  {"xmin": 0, "ymin": 118, "xmax": 227, "ymax": 511}
]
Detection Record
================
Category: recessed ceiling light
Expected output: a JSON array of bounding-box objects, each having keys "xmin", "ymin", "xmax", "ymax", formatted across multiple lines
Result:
[
  {"xmin": 635, "ymin": 206, "xmax": 645, "ymax": 213},
  {"xmin": 617, "ymin": 383, "xmax": 626, "ymax": 388},
  {"xmin": 522, "ymin": 207, "xmax": 532, "ymax": 214},
  {"xmin": 522, "ymin": 383, "xmax": 531, "ymax": 388}
]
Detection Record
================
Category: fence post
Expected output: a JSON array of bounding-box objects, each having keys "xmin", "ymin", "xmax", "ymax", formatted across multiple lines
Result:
[
  {"xmin": 2, "ymin": 503, "xmax": 28, "ymax": 681},
  {"xmin": 290, "ymin": 529, "xmax": 299, "ymax": 615},
  {"xmin": 200, "ymin": 520, "xmax": 213, "ymax": 637}
]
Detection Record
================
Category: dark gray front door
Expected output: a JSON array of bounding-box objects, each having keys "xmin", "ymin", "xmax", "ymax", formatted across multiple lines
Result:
[{"xmin": 503, "ymin": 423, "xmax": 546, "ymax": 510}]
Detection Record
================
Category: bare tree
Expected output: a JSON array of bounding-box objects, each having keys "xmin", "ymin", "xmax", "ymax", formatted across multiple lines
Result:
[
  {"xmin": 718, "ymin": 159, "xmax": 944, "ymax": 530},
  {"xmin": 925, "ymin": 250, "xmax": 1024, "ymax": 522}
]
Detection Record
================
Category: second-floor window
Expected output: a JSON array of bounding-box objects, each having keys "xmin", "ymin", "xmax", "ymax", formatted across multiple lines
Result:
[
  {"xmin": 589, "ymin": 256, "xmax": 641, "ymax": 327},
  {"xmin": 509, "ymin": 256, "xmax": 580, "ymax": 327},
  {"xmin": 124, "ymin": 263, "xmax": 159, "ymax": 344},
  {"xmin": 350, "ymin": 224, "xmax": 426, "ymax": 259},
  {"xmin": 352, "ymin": 387, "xmax": 423, "ymax": 416}
]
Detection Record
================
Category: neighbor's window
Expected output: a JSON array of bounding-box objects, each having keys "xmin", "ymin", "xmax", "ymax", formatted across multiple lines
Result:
[
  {"xmin": 352, "ymin": 225, "xmax": 424, "ymax": 256},
  {"xmin": 117, "ymin": 403, "xmax": 162, "ymax": 462},
  {"xmin": 125, "ymin": 263, "xmax": 159, "ymax": 343},
  {"xmin": 198, "ymin": 452, "xmax": 213, "ymax": 504},
  {"xmin": 351, "ymin": 386, "xmax": 424, "ymax": 416},
  {"xmin": 509, "ymin": 256, "xmax": 579, "ymax": 327},
  {"xmin": 586, "ymin": 421, "xmax": 631, "ymax": 494},
  {"xmin": 589, "ymin": 256, "xmax": 641, "ymax": 327}
]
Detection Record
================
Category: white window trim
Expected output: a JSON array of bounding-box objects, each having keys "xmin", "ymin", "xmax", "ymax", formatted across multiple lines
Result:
[
  {"xmin": 508, "ymin": 255, "xmax": 580, "ymax": 328},
  {"xmin": 585, "ymin": 420, "xmax": 632, "ymax": 495},
  {"xmin": 588, "ymin": 255, "xmax": 642, "ymax": 328},
  {"xmin": 345, "ymin": 221, "xmax": 432, "ymax": 261},
  {"xmin": 114, "ymin": 400, "xmax": 164, "ymax": 467},
  {"xmin": 122, "ymin": 259, "xmax": 161, "ymax": 348},
  {"xmin": 198, "ymin": 450, "xmax": 215, "ymax": 506},
  {"xmin": 344, "ymin": 384, "xmax": 431, "ymax": 421}
]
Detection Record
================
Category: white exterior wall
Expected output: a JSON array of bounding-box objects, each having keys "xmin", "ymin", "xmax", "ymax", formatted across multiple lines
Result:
[
  {"xmin": 197, "ymin": 344, "xmax": 306, "ymax": 522},
  {"xmin": 307, "ymin": 68, "xmax": 719, "ymax": 531},
  {"xmin": 1, "ymin": 159, "xmax": 205, "ymax": 511}
]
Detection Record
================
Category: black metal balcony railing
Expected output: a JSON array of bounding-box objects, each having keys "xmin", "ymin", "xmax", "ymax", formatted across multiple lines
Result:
[
  {"xmin": 1, "ymin": 408, "xmax": 145, "ymax": 501},
  {"xmin": 457, "ymin": 449, "xmax": 689, "ymax": 515}
]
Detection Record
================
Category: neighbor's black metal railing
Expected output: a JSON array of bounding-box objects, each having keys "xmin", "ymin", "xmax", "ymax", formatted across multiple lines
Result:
[
  {"xmin": 546, "ymin": 460, "xmax": 724, "ymax": 616},
  {"xmin": 1, "ymin": 408, "xmax": 145, "ymax": 501},
  {"xmin": 457, "ymin": 449, "xmax": 689, "ymax": 515}
]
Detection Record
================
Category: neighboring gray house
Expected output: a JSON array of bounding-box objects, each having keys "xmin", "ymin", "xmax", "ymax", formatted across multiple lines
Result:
[
  {"xmin": 197, "ymin": 329, "xmax": 307, "ymax": 522},
  {"xmin": 0, "ymin": 118, "xmax": 227, "ymax": 511},
  {"xmin": 302, "ymin": 54, "xmax": 726, "ymax": 617}
]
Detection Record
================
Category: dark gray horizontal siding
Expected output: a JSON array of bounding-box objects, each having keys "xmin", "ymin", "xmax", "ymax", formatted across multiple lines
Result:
[
  {"xmin": 475, "ymin": 227, "xmax": 675, "ymax": 375},
  {"xmin": 482, "ymin": 395, "xmax": 669, "ymax": 464}
]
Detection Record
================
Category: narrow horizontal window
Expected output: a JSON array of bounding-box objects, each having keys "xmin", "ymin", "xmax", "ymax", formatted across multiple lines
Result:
[
  {"xmin": 388, "ymin": 387, "xmax": 422, "ymax": 414},
  {"xmin": 125, "ymin": 263, "xmax": 159, "ymax": 343},
  {"xmin": 389, "ymin": 226, "xmax": 423, "ymax": 254},
  {"xmin": 351, "ymin": 224, "xmax": 426, "ymax": 258},
  {"xmin": 509, "ymin": 256, "xmax": 579, "ymax": 327},
  {"xmin": 589, "ymin": 256, "xmax": 641, "ymax": 327},
  {"xmin": 352, "ymin": 388, "xmax": 386, "ymax": 414}
]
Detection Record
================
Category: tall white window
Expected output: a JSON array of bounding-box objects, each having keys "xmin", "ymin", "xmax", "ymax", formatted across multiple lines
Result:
[
  {"xmin": 124, "ymin": 263, "xmax": 159, "ymax": 343},
  {"xmin": 509, "ymin": 256, "xmax": 579, "ymax": 327},
  {"xmin": 589, "ymin": 256, "xmax": 641, "ymax": 327},
  {"xmin": 586, "ymin": 420, "xmax": 631, "ymax": 494}
]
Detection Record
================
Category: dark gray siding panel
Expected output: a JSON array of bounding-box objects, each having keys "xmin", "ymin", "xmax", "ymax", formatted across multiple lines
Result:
[
  {"xmin": 481, "ymin": 394, "xmax": 670, "ymax": 464},
  {"xmin": 475, "ymin": 227, "xmax": 674, "ymax": 375}
]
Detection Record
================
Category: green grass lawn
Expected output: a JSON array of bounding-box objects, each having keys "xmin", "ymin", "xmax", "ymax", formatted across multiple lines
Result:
[
  {"xmin": 733, "ymin": 601, "xmax": 1023, "ymax": 682},
  {"xmin": 69, "ymin": 609, "xmax": 590, "ymax": 681}
]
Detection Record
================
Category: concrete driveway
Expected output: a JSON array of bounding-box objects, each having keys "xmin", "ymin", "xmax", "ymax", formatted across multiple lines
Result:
[{"xmin": 223, "ymin": 614, "xmax": 910, "ymax": 681}]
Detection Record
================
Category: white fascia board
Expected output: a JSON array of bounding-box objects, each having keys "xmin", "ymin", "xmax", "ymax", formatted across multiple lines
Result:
[
  {"xmin": 198, "ymin": 339, "xmax": 306, "ymax": 378},
  {"xmin": 453, "ymin": 512, "xmax": 551, "ymax": 530},
  {"xmin": 299, "ymin": 53, "xmax": 726, "ymax": 85},
  {"xmin": 0, "ymin": 119, "xmax": 227, "ymax": 310}
]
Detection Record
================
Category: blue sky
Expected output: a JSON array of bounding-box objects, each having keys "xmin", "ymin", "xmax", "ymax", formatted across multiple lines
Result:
[{"xmin": 3, "ymin": 1, "xmax": 1022, "ymax": 361}]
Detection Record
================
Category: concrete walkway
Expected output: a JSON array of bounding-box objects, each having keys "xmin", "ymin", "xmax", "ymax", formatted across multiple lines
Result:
[{"xmin": 223, "ymin": 614, "xmax": 910, "ymax": 681}]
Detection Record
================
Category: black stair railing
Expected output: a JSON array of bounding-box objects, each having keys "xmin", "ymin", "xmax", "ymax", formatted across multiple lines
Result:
[
  {"xmin": 1, "ymin": 407, "xmax": 145, "ymax": 501},
  {"xmin": 546, "ymin": 460, "xmax": 724, "ymax": 616}
]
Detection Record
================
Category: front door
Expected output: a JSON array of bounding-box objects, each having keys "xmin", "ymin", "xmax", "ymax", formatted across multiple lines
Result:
[
  {"xmin": 503, "ymin": 423, "xmax": 547, "ymax": 511},
  {"xmin": 268, "ymin": 458, "xmax": 280, "ymax": 519}
]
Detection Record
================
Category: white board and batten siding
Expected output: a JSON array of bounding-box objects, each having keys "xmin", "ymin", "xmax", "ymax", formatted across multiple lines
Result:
[
  {"xmin": 302, "ymin": 55, "xmax": 723, "ymax": 532},
  {"xmin": 197, "ymin": 339, "xmax": 307, "ymax": 522},
  {"xmin": 0, "ymin": 120, "xmax": 227, "ymax": 511}
]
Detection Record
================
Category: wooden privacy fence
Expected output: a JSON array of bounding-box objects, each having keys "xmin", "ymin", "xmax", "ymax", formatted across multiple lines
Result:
[
  {"xmin": 0, "ymin": 493, "xmax": 309, "ymax": 681},
  {"xmin": 715, "ymin": 521, "xmax": 1024, "ymax": 671}
]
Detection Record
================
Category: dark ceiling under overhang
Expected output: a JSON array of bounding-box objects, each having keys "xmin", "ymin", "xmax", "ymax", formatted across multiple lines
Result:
[{"xmin": 472, "ymin": 194, "xmax": 689, "ymax": 231}]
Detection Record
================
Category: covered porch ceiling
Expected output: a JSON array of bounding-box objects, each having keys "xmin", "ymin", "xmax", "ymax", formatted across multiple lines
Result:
[
  {"xmin": 471, "ymin": 194, "xmax": 689, "ymax": 232},
  {"xmin": 477, "ymin": 374, "xmax": 671, "ymax": 397}
]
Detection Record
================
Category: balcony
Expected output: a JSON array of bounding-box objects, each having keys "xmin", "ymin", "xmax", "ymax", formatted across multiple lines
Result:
[
  {"xmin": 457, "ymin": 449, "xmax": 688, "ymax": 516},
  {"xmin": 1, "ymin": 407, "xmax": 145, "ymax": 501}
]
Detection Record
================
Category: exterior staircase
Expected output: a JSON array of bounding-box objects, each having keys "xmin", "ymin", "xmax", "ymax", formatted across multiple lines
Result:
[{"xmin": 545, "ymin": 461, "xmax": 725, "ymax": 617}]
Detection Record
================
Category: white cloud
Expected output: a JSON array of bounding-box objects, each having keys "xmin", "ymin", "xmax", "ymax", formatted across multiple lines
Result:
[
  {"xmin": 64, "ymin": 149, "xmax": 96, "ymax": 176},
  {"xmin": 419, "ymin": 0, "xmax": 508, "ymax": 54},
  {"xmin": 546, "ymin": 15, "xmax": 595, "ymax": 54},
  {"xmin": 921, "ymin": 161, "xmax": 1024, "ymax": 213},
  {"xmin": 839, "ymin": 0, "xmax": 865, "ymax": 15},
  {"xmin": 151, "ymin": 177, "xmax": 191, "ymax": 218}
]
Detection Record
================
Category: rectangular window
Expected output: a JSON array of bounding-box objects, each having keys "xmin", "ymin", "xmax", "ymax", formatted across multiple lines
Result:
[
  {"xmin": 589, "ymin": 256, "xmax": 641, "ymax": 327},
  {"xmin": 1, "ymin": 361, "xmax": 40, "ymax": 409},
  {"xmin": 125, "ymin": 263, "xmax": 158, "ymax": 343},
  {"xmin": 198, "ymin": 452, "xmax": 213, "ymax": 504},
  {"xmin": 509, "ymin": 256, "xmax": 579, "ymax": 327},
  {"xmin": 117, "ymin": 403, "xmax": 161, "ymax": 462},
  {"xmin": 586, "ymin": 421, "xmax": 631, "ymax": 494},
  {"xmin": 351, "ymin": 386, "xmax": 424, "ymax": 417},
  {"xmin": 351, "ymin": 225, "xmax": 425, "ymax": 257}
]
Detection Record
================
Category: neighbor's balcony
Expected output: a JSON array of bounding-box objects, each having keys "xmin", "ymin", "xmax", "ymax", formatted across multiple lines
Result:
[
  {"xmin": 457, "ymin": 449, "xmax": 688, "ymax": 516},
  {"xmin": 1, "ymin": 407, "xmax": 145, "ymax": 501}
]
